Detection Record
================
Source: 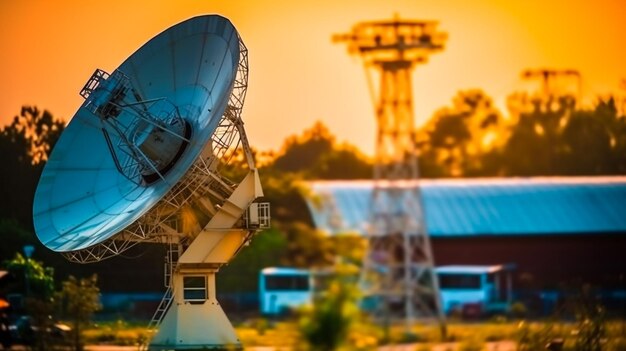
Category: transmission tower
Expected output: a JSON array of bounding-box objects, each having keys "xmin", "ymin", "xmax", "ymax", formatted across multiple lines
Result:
[
  {"xmin": 334, "ymin": 16, "xmax": 447, "ymax": 331},
  {"xmin": 521, "ymin": 68, "xmax": 581, "ymax": 103}
]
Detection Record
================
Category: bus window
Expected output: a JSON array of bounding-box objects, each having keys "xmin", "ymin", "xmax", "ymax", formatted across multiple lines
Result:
[
  {"xmin": 265, "ymin": 275, "xmax": 309, "ymax": 291},
  {"xmin": 438, "ymin": 274, "xmax": 481, "ymax": 290},
  {"xmin": 259, "ymin": 268, "xmax": 313, "ymax": 315}
]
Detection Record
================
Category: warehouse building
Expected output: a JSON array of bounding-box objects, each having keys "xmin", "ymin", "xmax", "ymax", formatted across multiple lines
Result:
[{"xmin": 304, "ymin": 177, "xmax": 626, "ymax": 299}]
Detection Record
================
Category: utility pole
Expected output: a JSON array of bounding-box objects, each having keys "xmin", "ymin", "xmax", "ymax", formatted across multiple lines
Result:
[{"xmin": 334, "ymin": 16, "xmax": 447, "ymax": 333}]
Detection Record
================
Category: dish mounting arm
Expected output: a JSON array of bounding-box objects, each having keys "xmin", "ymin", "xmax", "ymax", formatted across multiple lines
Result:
[{"xmin": 81, "ymin": 69, "xmax": 192, "ymax": 186}]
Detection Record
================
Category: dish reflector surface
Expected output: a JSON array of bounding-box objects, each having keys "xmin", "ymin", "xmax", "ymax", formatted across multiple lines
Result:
[{"xmin": 34, "ymin": 15, "xmax": 241, "ymax": 252}]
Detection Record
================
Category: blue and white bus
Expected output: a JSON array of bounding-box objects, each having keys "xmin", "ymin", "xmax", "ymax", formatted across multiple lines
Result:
[
  {"xmin": 436, "ymin": 264, "xmax": 514, "ymax": 315},
  {"xmin": 259, "ymin": 267, "xmax": 313, "ymax": 315},
  {"xmin": 259, "ymin": 265, "xmax": 514, "ymax": 315}
]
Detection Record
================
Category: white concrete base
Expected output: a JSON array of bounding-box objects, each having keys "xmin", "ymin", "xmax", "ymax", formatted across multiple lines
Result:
[
  {"xmin": 148, "ymin": 170, "xmax": 263, "ymax": 350},
  {"xmin": 149, "ymin": 300, "xmax": 241, "ymax": 350}
]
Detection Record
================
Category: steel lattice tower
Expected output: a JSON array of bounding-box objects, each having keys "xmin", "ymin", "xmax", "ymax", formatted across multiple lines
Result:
[
  {"xmin": 521, "ymin": 68, "xmax": 581, "ymax": 103},
  {"xmin": 335, "ymin": 17, "xmax": 447, "ymax": 330}
]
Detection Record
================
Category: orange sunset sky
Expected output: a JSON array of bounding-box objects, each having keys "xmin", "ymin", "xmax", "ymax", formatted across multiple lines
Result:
[{"xmin": 1, "ymin": 0, "xmax": 625, "ymax": 155}]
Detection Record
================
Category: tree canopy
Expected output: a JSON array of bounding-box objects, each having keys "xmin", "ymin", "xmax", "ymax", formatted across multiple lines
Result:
[
  {"xmin": 1, "ymin": 89, "xmax": 625, "ymax": 295},
  {"xmin": 268, "ymin": 121, "xmax": 371, "ymax": 179},
  {"xmin": 57, "ymin": 275, "xmax": 102, "ymax": 351},
  {"xmin": 494, "ymin": 96, "xmax": 626, "ymax": 176},
  {"xmin": 4, "ymin": 253, "xmax": 55, "ymax": 301},
  {"xmin": 418, "ymin": 92, "xmax": 626, "ymax": 177},
  {"xmin": 0, "ymin": 106, "xmax": 64, "ymax": 227},
  {"xmin": 418, "ymin": 89, "xmax": 505, "ymax": 177}
]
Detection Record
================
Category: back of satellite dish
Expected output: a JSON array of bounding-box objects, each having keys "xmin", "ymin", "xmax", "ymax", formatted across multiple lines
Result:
[{"xmin": 33, "ymin": 15, "xmax": 269, "ymax": 350}]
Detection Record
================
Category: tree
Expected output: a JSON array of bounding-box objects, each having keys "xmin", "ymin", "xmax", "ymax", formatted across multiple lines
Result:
[
  {"xmin": 219, "ymin": 228, "xmax": 287, "ymax": 292},
  {"xmin": 4, "ymin": 253, "xmax": 56, "ymax": 350},
  {"xmin": 299, "ymin": 266, "xmax": 360, "ymax": 351},
  {"xmin": 3, "ymin": 106, "xmax": 64, "ymax": 165},
  {"xmin": 272, "ymin": 122, "xmax": 335, "ymax": 174},
  {"xmin": 260, "ymin": 171, "xmax": 314, "ymax": 224},
  {"xmin": 497, "ymin": 95, "xmax": 574, "ymax": 176},
  {"xmin": 0, "ymin": 106, "xmax": 64, "ymax": 227},
  {"xmin": 496, "ymin": 95, "xmax": 626, "ymax": 176},
  {"xmin": 4, "ymin": 253, "xmax": 54, "ymax": 301},
  {"xmin": 310, "ymin": 147, "xmax": 371, "ymax": 180},
  {"xmin": 269, "ymin": 121, "xmax": 371, "ymax": 179},
  {"xmin": 561, "ymin": 98, "xmax": 626, "ymax": 174},
  {"xmin": 279, "ymin": 222, "xmax": 335, "ymax": 268},
  {"xmin": 0, "ymin": 220, "xmax": 36, "ymax": 264},
  {"xmin": 419, "ymin": 90, "xmax": 504, "ymax": 177},
  {"xmin": 328, "ymin": 234, "xmax": 365, "ymax": 267},
  {"xmin": 56, "ymin": 275, "xmax": 102, "ymax": 351}
]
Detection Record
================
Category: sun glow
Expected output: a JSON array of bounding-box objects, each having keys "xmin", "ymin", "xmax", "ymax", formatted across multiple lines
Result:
[{"xmin": 1, "ymin": 0, "xmax": 625, "ymax": 155}]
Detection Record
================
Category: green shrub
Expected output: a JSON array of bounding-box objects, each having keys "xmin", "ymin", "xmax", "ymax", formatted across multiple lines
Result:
[
  {"xmin": 510, "ymin": 301, "xmax": 528, "ymax": 318},
  {"xmin": 299, "ymin": 278, "xmax": 359, "ymax": 351}
]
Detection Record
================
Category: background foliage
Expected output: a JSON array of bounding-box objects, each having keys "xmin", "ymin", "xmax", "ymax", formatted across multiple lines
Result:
[{"xmin": 1, "ymin": 89, "xmax": 625, "ymax": 295}]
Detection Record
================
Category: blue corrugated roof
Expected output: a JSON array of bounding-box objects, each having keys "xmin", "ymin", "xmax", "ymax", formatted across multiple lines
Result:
[
  {"xmin": 436, "ymin": 265, "xmax": 511, "ymax": 274},
  {"xmin": 305, "ymin": 177, "xmax": 626, "ymax": 237}
]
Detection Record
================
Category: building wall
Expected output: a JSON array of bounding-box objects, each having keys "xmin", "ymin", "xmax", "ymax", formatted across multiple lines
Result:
[{"xmin": 432, "ymin": 233, "xmax": 626, "ymax": 289}]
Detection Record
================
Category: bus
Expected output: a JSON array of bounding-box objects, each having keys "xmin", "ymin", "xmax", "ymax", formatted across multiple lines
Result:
[
  {"xmin": 436, "ymin": 264, "xmax": 514, "ymax": 315},
  {"xmin": 259, "ymin": 267, "xmax": 313, "ymax": 315},
  {"xmin": 259, "ymin": 264, "xmax": 514, "ymax": 316}
]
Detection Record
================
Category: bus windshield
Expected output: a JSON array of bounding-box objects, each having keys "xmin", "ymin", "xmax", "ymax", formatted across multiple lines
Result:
[{"xmin": 265, "ymin": 275, "xmax": 309, "ymax": 291}]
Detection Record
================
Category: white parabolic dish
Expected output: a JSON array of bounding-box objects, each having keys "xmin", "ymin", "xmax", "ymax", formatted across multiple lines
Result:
[{"xmin": 34, "ymin": 15, "xmax": 242, "ymax": 253}]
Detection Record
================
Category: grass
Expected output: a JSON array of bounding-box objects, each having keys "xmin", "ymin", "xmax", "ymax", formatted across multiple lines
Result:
[
  {"xmin": 237, "ymin": 321, "xmax": 301, "ymax": 347},
  {"xmin": 82, "ymin": 320, "xmax": 150, "ymax": 347},
  {"xmin": 78, "ymin": 319, "xmax": 626, "ymax": 349}
]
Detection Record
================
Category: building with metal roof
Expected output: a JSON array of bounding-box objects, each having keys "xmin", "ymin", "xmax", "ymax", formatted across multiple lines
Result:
[
  {"xmin": 305, "ymin": 177, "xmax": 626, "ymax": 237},
  {"xmin": 303, "ymin": 177, "xmax": 626, "ymax": 290}
]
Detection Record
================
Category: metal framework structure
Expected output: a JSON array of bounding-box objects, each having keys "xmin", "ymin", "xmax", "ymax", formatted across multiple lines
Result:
[
  {"xmin": 521, "ymin": 68, "xmax": 581, "ymax": 105},
  {"xmin": 335, "ymin": 16, "xmax": 447, "ymax": 330}
]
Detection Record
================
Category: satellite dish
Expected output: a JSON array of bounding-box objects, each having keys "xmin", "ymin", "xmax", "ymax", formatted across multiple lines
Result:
[{"xmin": 33, "ymin": 15, "xmax": 268, "ymax": 349}]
